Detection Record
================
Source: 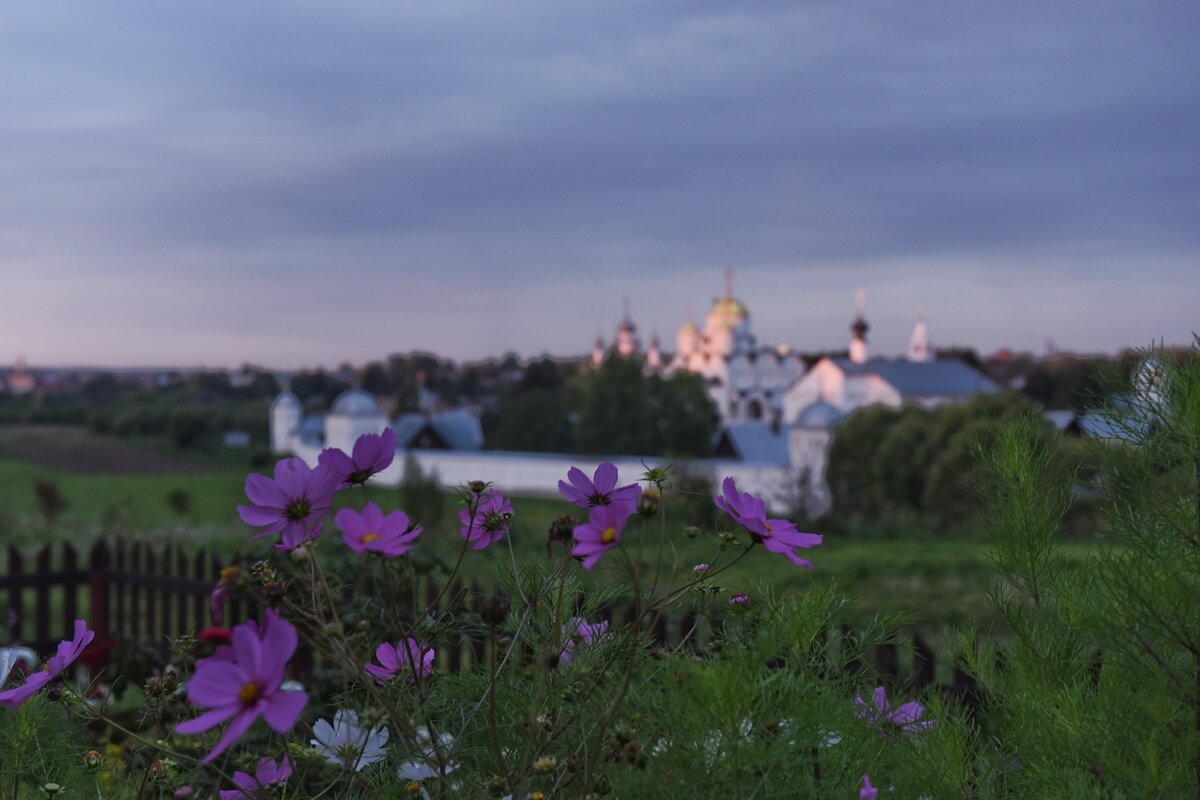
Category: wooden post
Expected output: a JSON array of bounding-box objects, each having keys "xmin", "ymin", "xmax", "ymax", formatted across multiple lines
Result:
[
  {"xmin": 62, "ymin": 544, "xmax": 79, "ymax": 631},
  {"xmin": 5, "ymin": 546, "xmax": 24, "ymax": 643},
  {"xmin": 88, "ymin": 541, "xmax": 111, "ymax": 642}
]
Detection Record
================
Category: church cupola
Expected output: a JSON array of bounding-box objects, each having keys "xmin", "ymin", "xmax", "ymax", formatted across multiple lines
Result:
[
  {"xmin": 645, "ymin": 333, "xmax": 662, "ymax": 371},
  {"xmin": 615, "ymin": 296, "xmax": 640, "ymax": 357},
  {"xmin": 849, "ymin": 288, "xmax": 869, "ymax": 364},
  {"xmin": 676, "ymin": 305, "xmax": 699, "ymax": 357},
  {"xmin": 907, "ymin": 313, "xmax": 931, "ymax": 362},
  {"xmin": 591, "ymin": 333, "xmax": 606, "ymax": 367}
]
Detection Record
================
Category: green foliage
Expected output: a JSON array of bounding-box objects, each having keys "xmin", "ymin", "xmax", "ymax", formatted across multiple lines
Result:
[
  {"xmin": 32, "ymin": 478, "xmax": 68, "ymax": 524},
  {"xmin": 827, "ymin": 391, "xmax": 1050, "ymax": 527},
  {"xmin": 968, "ymin": 342, "xmax": 1200, "ymax": 797},
  {"xmin": 399, "ymin": 453, "xmax": 446, "ymax": 532},
  {"xmin": 572, "ymin": 356, "xmax": 719, "ymax": 457}
]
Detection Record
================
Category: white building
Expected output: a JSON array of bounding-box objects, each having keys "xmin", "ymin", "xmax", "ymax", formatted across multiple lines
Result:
[{"xmin": 268, "ymin": 289, "xmax": 997, "ymax": 519}]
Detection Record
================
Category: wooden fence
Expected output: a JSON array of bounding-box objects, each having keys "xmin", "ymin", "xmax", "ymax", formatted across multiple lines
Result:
[{"xmin": 0, "ymin": 539, "xmax": 979, "ymax": 699}]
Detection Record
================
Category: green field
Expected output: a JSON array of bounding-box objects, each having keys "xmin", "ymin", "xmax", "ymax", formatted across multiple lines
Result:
[{"xmin": 0, "ymin": 425, "xmax": 1100, "ymax": 636}]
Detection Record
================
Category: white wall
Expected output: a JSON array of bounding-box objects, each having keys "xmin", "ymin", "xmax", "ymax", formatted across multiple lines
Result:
[{"xmin": 284, "ymin": 445, "xmax": 806, "ymax": 517}]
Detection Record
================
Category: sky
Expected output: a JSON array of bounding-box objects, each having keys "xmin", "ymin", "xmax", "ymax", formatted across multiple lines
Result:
[{"xmin": 1, "ymin": 1, "xmax": 1197, "ymax": 369}]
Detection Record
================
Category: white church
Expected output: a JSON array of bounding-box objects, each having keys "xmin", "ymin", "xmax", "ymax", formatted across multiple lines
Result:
[{"xmin": 270, "ymin": 280, "xmax": 996, "ymax": 517}]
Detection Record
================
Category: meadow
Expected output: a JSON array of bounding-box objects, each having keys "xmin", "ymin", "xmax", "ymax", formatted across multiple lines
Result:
[{"xmin": 0, "ymin": 424, "xmax": 1098, "ymax": 632}]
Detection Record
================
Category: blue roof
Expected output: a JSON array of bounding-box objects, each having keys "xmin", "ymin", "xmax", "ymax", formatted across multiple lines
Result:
[
  {"xmin": 796, "ymin": 401, "xmax": 843, "ymax": 429},
  {"xmin": 716, "ymin": 422, "xmax": 789, "ymax": 466},
  {"xmin": 298, "ymin": 414, "xmax": 325, "ymax": 444},
  {"xmin": 832, "ymin": 358, "xmax": 997, "ymax": 397},
  {"xmin": 393, "ymin": 409, "xmax": 484, "ymax": 451}
]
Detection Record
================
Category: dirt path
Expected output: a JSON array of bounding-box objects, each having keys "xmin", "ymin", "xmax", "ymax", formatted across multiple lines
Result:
[{"xmin": 0, "ymin": 425, "xmax": 213, "ymax": 475}]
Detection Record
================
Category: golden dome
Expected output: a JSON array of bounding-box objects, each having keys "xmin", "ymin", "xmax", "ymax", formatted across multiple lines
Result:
[
  {"xmin": 708, "ymin": 296, "xmax": 748, "ymax": 323},
  {"xmin": 678, "ymin": 320, "xmax": 699, "ymax": 334}
]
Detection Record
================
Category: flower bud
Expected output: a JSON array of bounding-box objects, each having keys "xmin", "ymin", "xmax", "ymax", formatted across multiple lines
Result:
[
  {"xmin": 174, "ymin": 789, "xmax": 194, "ymax": 799},
  {"xmin": 533, "ymin": 755, "xmax": 557, "ymax": 774},
  {"xmin": 83, "ymin": 749, "xmax": 103, "ymax": 769},
  {"xmin": 475, "ymin": 594, "xmax": 511, "ymax": 627},
  {"xmin": 487, "ymin": 775, "xmax": 508, "ymax": 796},
  {"xmin": 467, "ymin": 480, "xmax": 489, "ymax": 495},
  {"xmin": 637, "ymin": 489, "xmax": 660, "ymax": 518},
  {"xmin": 729, "ymin": 592, "xmax": 750, "ymax": 608},
  {"xmin": 691, "ymin": 563, "xmax": 709, "ymax": 576},
  {"xmin": 683, "ymin": 525, "xmax": 699, "ymax": 539},
  {"xmin": 41, "ymin": 784, "xmax": 61, "ymax": 798},
  {"xmin": 540, "ymin": 647, "xmax": 560, "ymax": 670}
]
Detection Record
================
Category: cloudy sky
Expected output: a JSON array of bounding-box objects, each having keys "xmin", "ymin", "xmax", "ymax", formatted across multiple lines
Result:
[{"xmin": 1, "ymin": 1, "xmax": 1197, "ymax": 368}]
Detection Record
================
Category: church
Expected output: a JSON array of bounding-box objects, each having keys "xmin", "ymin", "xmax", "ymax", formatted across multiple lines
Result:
[
  {"xmin": 592, "ymin": 272, "xmax": 807, "ymax": 425},
  {"xmin": 269, "ymin": 278, "xmax": 997, "ymax": 518}
]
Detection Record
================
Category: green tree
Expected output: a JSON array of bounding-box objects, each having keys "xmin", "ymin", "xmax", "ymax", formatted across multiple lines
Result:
[{"xmin": 572, "ymin": 356, "xmax": 717, "ymax": 457}]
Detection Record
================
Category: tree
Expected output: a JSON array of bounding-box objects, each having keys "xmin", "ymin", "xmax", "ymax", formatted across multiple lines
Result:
[{"xmin": 572, "ymin": 356, "xmax": 718, "ymax": 457}]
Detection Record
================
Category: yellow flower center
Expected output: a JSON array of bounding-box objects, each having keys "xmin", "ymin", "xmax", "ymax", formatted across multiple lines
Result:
[
  {"xmin": 765, "ymin": 521, "xmax": 773, "ymax": 532},
  {"xmin": 601, "ymin": 526, "xmax": 618, "ymax": 544},
  {"xmin": 237, "ymin": 682, "xmax": 261, "ymax": 704},
  {"xmin": 404, "ymin": 782, "xmax": 422, "ymax": 795},
  {"xmin": 361, "ymin": 532, "xmax": 381, "ymax": 543}
]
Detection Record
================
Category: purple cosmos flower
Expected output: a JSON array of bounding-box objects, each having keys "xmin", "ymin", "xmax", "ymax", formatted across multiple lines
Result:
[
  {"xmin": 854, "ymin": 686, "xmax": 935, "ymax": 739},
  {"xmin": 237, "ymin": 458, "xmax": 340, "ymax": 550},
  {"xmin": 570, "ymin": 503, "xmax": 636, "ymax": 570},
  {"xmin": 860, "ymin": 775, "xmax": 878, "ymax": 800},
  {"xmin": 318, "ymin": 428, "xmax": 397, "ymax": 486},
  {"xmin": 558, "ymin": 463, "xmax": 641, "ymax": 509},
  {"xmin": 729, "ymin": 593, "xmax": 750, "ymax": 607},
  {"xmin": 714, "ymin": 477, "xmax": 823, "ymax": 568},
  {"xmin": 336, "ymin": 501, "xmax": 423, "ymax": 557},
  {"xmin": 0, "ymin": 619, "xmax": 94, "ymax": 709},
  {"xmin": 364, "ymin": 638, "xmax": 435, "ymax": 685},
  {"xmin": 174, "ymin": 611, "xmax": 307, "ymax": 764},
  {"xmin": 209, "ymin": 566, "xmax": 242, "ymax": 624},
  {"xmin": 218, "ymin": 756, "xmax": 292, "ymax": 799},
  {"xmin": 692, "ymin": 563, "xmax": 709, "ymax": 576},
  {"xmin": 459, "ymin": 489, "xmax": 513, "ymax": 551},
  {"xmin": 559, "ymin": 618, "xmax": 611, "ymax": 664}
]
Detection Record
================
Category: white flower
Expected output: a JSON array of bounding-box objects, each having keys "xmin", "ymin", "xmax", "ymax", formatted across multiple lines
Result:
[
  {"xmin": 0, "ymin": 647, "xmax": 36, "ymax": 688},
  {"xmin": 397, "ymin": 726, "xmax": 458, "ymax": 784},
  {"xmin": 311, "ymin": 710, "xmax": 390, "ymax": 770}
]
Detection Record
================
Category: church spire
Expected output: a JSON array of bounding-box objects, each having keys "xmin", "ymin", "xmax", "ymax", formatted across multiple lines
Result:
[
  {"xmin": 907, "ymin": 313, "xmax": 931, "ymax": 362},
  {"xmin": 724, "ymin": 267, "xmax": 734, "ymax": 298},
  {"xmin": 849, "ymin": 288, "xmax": 869, "ymax": 364}
]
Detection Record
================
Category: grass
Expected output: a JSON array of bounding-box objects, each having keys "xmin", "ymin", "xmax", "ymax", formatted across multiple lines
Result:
[{"xmin": 0, "ymin": 424, "xmax": 1102, "ymax": 635}]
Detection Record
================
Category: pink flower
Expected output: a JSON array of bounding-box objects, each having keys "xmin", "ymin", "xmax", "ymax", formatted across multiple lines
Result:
[
  {"xmin": 714, "ymin": 477, "xmax": 822, "ymax": 568},
  {"xmin": 209, "ymin": 566, "xmax": 242, "ymax": 624},
  {"xmin": 364, "ymin": 638, "xmax": 435, "ymax": 685},
  {"xmin": 854, "ymin": 686, "xmax": 935, "ymax": 739},
  {"xmin": 336, "ymin": 501, "xmax": 423, "ymax": 557},
  {"xmin": 558, "ymin": 463, "xmax": 641, "ymax": 510},
  {"xmin": 237, "ymin": 458, "xmax": 340, "ymax": 550},
  {"xmin": 174, "ymin": 611, "xmax": 307, "ymax": 764},
  {"xmin": 559, "ymin": 618, "xmax": 611, "ymax": 664},
  {"xmin": 570, "ymin": 503, "xmax": 635, "ymax": 570},
  {"xmin": 319, "ymin": 428, "xmax": 397, "ymax": 486},
  {"xmin": 459, "ymin": 489, "xmax": 513, "ymax": 551},
  {"xmin": 0, "ymin": 619, "xmax": 94, "ymax": 709},
  {"xmin": 692, "ymin": 563, "xmax": 709, "ymax": 576},
  {"xmin": 729, "ymin": 593, "xmax": 750, "ymax": 607},
  {"xmin": 860, "ymin": 774, "xmax": 878, "ymax": 799},
  {"xmin": 218, "ymin": 756, "xmax": 292, "ymax": 799}
]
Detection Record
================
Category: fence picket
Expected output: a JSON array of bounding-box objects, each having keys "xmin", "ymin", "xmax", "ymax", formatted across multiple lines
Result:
[{"xmin": 0, "ymin": 538, "xmax": 982, "ymax": 705}]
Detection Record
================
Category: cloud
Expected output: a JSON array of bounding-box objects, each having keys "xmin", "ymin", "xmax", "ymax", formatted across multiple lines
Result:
[{"xmin": 0, "ymin": 0, "xmax": 1196, "ymax": 366}]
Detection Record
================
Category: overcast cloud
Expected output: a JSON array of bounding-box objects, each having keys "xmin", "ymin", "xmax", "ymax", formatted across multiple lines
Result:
[{"xmin": 1, "ymin": 1, "xmax": 1197, "ymax": 368}]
